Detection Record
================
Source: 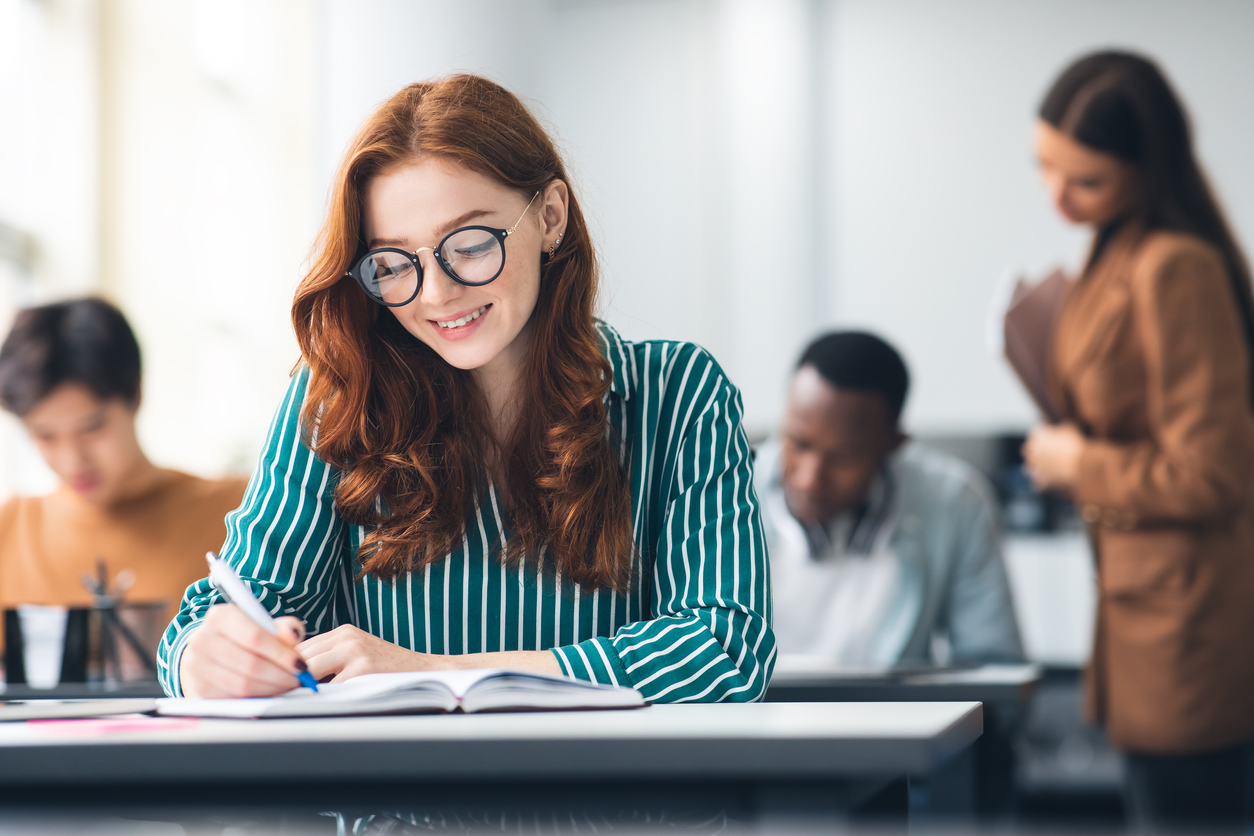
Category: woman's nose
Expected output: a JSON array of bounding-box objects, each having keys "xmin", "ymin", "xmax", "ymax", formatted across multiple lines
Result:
[{"xmin": 415, "ymin": 252, "xmax": 463, "ymax": 308}]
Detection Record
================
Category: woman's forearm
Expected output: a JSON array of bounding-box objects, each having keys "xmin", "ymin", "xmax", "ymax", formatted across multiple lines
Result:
[{"xmin": 441, "ymin": 649, "xmax": 563, "ymax": 675}]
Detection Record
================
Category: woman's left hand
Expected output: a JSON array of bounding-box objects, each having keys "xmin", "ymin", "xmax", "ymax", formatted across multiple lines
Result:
[
  {"xmin": 297, "ymin": 625, "xmax": 566, "ymax": 683},
  {"xmin": 1023, "ymin": 423, "xmax": 1087, "ymax": 493},
  {"xmin": 298, "ymin": 625, "xmax": 448, "ymax": 683}
]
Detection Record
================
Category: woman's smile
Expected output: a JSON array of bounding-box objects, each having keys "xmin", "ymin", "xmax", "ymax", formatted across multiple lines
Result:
[{"xmin": 431, "ymin": 303, "xmax": 491, "ymax": 340}]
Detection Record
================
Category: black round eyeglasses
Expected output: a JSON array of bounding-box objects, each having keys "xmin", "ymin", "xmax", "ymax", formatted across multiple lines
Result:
[{"xmin": 347, "ymin": 192, "xmax": 539, "ymax": 307}]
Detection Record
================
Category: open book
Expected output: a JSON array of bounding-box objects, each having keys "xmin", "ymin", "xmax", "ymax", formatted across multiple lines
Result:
[
  {"xmin": 155, "ymin": 669, "xmax": 647, "ymax": 718},
  {"xmin": 1003, "ymin": 268, "xmax": 1070, "ymax": 423}
]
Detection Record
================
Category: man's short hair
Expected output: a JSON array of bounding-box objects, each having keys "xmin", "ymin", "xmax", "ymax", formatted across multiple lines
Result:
[
  {"xmin": 796, "ymin": 331, "xmax": 910, "ymax": 424},
  {"xmin": 0, "ymin": 297, "xmax": 142, "ymax": 417}
]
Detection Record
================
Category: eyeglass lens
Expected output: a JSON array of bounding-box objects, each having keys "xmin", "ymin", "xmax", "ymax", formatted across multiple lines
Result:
[{"xmin": 356, "ymin": 228, "xmax": 505, "ymax": 305}]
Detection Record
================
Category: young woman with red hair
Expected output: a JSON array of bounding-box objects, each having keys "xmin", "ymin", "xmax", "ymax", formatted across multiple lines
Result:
[{"xmin": 157, "ymin": 75, "xmax": 774, "ymax": 703}]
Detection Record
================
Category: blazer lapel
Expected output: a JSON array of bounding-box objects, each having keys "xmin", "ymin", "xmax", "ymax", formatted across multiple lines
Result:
[{"xmin": 1049, "ymin": 225, "xmax": 1144, "ymax": 424}]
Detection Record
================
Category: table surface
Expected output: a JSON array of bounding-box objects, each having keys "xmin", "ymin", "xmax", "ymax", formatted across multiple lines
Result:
[
  {"xmin": 0, "ymin": 701, "xmax": 982, "ymax": 786},
  {"xmin": 766, "ymin": 663, "xmax": 1041, "ymax": 704},
  {"xmin": 3, "ymin": 666, "xmax": 1041, "ymax": 704}
]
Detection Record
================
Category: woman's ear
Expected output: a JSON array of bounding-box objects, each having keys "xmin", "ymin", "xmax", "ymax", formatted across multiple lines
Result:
[{"xmin": 541, "ymin": 179, "xmax": 569, "ymax": 249}]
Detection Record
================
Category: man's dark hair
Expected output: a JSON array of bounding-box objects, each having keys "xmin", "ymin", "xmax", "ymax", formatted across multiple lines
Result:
[
  {"xmin": 0, "ymin": 297, "xmax": 142, "ymax": 417},
  {"xmin": 797, "ymin": 331, "xmax": 910, "ymax": 423}
]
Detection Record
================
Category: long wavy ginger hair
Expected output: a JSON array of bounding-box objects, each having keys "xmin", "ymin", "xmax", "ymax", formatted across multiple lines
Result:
[{"xmin": 292, "ymin": 75, "xmax": 633, "ymax": 590}]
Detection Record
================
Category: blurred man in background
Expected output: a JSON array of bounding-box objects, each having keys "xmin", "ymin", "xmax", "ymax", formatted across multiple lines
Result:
[
  {"xmin": 756, "ymin": 331, "xmax": 1024, "ymax": 668},
  {"xmin": 0, "ymin": 298, "xmax": 247, "ymax": 669}
]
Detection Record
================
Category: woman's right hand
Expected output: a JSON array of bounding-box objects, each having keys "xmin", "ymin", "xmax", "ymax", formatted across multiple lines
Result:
[
  {"xmin": 1023, "ymin": 422, "xmax": 1086, "ymax": 494},
  {"xmin": 178, "ymin": 603, "xmax": 310, "ymax": 698}
]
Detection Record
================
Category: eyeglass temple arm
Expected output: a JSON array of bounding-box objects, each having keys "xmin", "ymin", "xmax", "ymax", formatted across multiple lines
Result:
[{"xmin": 506, "ymin": 190, "xmax": 541, "ymax": 236}]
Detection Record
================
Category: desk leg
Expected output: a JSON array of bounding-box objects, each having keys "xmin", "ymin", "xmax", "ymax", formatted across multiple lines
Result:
[
  {"xmin": 975, "ymin": 702, "xmax": 1020, "ymax": 815},
  {"xmin": 911, "ymin": 745, "xmax": 976, "ymax": 817}
]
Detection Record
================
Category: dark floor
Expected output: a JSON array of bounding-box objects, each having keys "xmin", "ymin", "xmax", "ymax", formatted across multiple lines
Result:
[{"xmin": 1013, "ymin": 666, "xmax": 1127, "ymax": 829}]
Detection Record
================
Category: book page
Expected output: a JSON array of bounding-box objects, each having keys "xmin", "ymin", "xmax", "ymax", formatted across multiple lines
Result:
[
  {"xmin": 155, "ymin": 669, "xmax": 645, "ymax": 718},
  {"xmin": 156, "ymin": 673, "xmax": 459, "ymax": 718},
  {"xmin": 461, "ymin": 671, "xmax": 646, "ymax": 713}
]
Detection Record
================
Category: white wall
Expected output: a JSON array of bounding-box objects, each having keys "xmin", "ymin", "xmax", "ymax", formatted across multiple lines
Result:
[
  {"xmin": 0, "ymin": 0, "xmax": 99, "ymax": 299},
  {"xmin": 825, "ymin": 0, "xmax": 1254, "ymax": 433},
  {"xmin": 99, "ymin": 0, "xmax": 317, "ymax": 477},
  {"xmin": 315, "ymin": 0, "xmax": 550, "ymax": 192},
  {"xmin": 542, "ymin": 0, "xmax": 824, "ymax": 438}
]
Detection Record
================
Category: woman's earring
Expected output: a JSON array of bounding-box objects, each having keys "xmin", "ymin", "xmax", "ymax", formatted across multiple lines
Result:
[{"xmin": 548, "ymin": 234, "xmax": 562, "ymax": 259}]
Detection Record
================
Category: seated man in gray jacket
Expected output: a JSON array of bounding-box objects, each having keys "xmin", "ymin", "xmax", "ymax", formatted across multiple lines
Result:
[{"xmin": 757, "ymin": 331, "xmax": 1024, "ymax": 667}]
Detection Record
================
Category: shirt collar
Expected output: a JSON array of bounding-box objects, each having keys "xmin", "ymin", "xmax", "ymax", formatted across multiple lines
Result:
[
  {"xmin": 596, "ymin": 320, "xmax": 635, "ymax": 401},
  {"xmin": 843, "ymin": 466, "xmax": 896, "ymax": 556}
]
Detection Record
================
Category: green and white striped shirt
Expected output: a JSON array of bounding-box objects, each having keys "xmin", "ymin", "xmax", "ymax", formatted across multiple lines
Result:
[{"xmin": 158, "ymin": 323, "xmax": 775, "ymax": 701}]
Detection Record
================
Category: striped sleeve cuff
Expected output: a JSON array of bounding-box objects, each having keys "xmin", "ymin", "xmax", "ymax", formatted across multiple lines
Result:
[
  {"xmin": 557, "ymin": 613, "xmax": 763, "ymax": 703},
  {"xmin": 158, "ymin": 620, "xmax": 205, "ymax": 697},
  {"xmin": 551, "ymin": 637, "xmax": 632, "ymax": 688},
  {"xmin": 611, "ymin": 613, "xmax": 767, "ymax": 703}
]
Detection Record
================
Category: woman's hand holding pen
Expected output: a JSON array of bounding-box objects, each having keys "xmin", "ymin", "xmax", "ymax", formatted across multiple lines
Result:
[
  {"xmin": 180, "ymin": 604, "xmax": 310, "ymax": 698},
  {"xmin": 183, "ymin": 615, "xmax": 566, "ymax": 695},
  {"xmin": 297, "ymin": 625, "xmax": 428, "ymax": 683},
  {"xmin": 1023, "ymin": 423, "xmax": 1086, "ymax": 493},
  {"xmin": 298, "ymin": 624, "xmax": 563, "ymax": 682}
]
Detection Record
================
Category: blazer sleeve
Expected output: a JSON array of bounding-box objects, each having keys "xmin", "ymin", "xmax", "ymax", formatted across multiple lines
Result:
[
  {"xmin": 551, "ymin": 347, "xmax": 776, "ymax": 702},
  {"xmin": 156, "ymin": 368, "xmax": 349, "ymax": 696},
  {"xmin": 1074, "ymin": 241, "xmax": 1254, "ymax": 525}
]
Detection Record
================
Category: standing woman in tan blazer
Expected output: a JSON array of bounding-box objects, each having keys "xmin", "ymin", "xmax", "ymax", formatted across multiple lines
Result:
[{"xmin": 1023, "ymin": 51, "xmax": 1254, "ymax": 830}]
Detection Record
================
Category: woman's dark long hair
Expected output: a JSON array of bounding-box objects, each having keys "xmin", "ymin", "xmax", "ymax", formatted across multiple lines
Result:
[
  {"xmin": 292, "ymin": 75, "xmax": 634, "ymax": 590},
  {"xmin": 1040, "ymin": 51, "xmax": 1254, "ymax": 399}
]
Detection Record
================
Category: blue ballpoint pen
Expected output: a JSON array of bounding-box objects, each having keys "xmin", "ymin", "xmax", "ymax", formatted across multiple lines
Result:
[{"xmin": 205, "ymin": 552, "xmax": 319, "ymax": 692}]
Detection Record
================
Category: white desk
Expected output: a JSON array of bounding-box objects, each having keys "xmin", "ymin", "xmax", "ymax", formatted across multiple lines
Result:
[
  {"xmin": 0, "ymin": 681, "xmax": 165, "ymax": 700},
  {"xmin": 1003, "ymin": 532, "xmax": 1096, "ymax": 666},
  {"xmin": 766, "ymin": 663, "xmax": 1040, "ymax": 704},
  {"xmin": 0, "ymin": 701, "xmax": 980, "ymax": 783},
  {"xmin": 0, "ymin": 701, "xmax": 982, "ymax": 827}
]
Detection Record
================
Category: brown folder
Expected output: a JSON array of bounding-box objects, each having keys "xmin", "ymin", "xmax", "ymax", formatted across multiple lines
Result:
[{"xmin": 1004, "ymin": 269, "xmax": 1070, "ymax": 423}]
